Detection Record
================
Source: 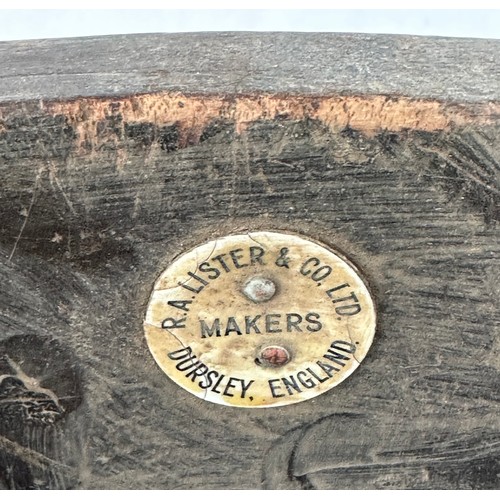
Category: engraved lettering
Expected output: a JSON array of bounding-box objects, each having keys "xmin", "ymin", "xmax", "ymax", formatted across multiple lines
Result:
[
  {"xmin": 212, "ymin": 253, "xmax": 231, "ymax": 273},
  {"xmin": 332, "ymin": 291, "xmax": 358, "ymax": 304},
  {"xmin": 305, "ymin": 312, "xmax": 322, "ymax": 332},
  {"xmin": 266, "ymin": 314, "xmax": 282, "ymax": 333},
  {"xmin": 269, "ymin": 379, "xmax": 285, "ymax": 398},
  {"xmin": 286, "ymin": 313, "xmax": 303, "ymax": 332},
  {"xmin": 176, "ymin": 357, "xmax": 199, "ymax": 371},
  {"xmin": 330, "ymin": 340, "xmax": 357, "ymax": 354},
  {"xmin": 275, "ymin": 247, "xmax": 290, "ymax": 268},
  {"xmin": 223, "ymin": 377, "xmax": 238, "ymax": 397},
  {"xmin": 326, "ymin": 283, "xmax": 350, "ymax": 298},
  {"xmin": 211, "ymin": 374, "xmax": 224, "ymax": 394},
  {"xmin": 230, "ymin": 248, "xmax": 248, "ymax": 269},
  {"xmin": 200, "ymin": 318, "xmax": 221, "ymax": 338},
  {"xmin": 198, "ymin": 261, "xmax": 221, "ymax": 280},
  {"xmin": 300, "ymin": 257, "xmax": 320, "ymax": 276},
  {"xmin": 167, "ymin": 300, "xmax": 192, "ymax": 312},
  {"xmin": 198, "ymin": 312, "xmax": 323, "ymax": 338},
  {"xmin": 245, "ymin": 315, "xmax": 262, "ymax": 334},
  {"xmin": 187, "ymin": 271, "xmax": 208, "ymax": 286},
  {"xmin": 297, "ymin": 371, "xmax": 316, "ymax": 389},
  {"xmin": 225, "ymin": 317, "xmax": 242, "ymax": 336},
  {"xmin": 240, "ymin": 379, "xmax": 254, "ymax": 398},
  {"xmin": 199, "ymin": 370, "xmax": 220, "ymax": 389},
  {"xmin": 249, "ymin": 246, "xmax": 265, "ymax": 265},
  {"xmin": 167, "ymin": 346, "xmax": 192, "ymax": 360},
  {"xmin": 311, "ymin": 265, "xmax": 332, "ymax": 282},
  {"xmin": 336, "ymin": 304, "xmax": 362, "ymax": 316},
  {"xmin": 162, "ymin": 317, "xmax": 186, "ymax": 329},
  {"xmin": 323, "ymin": 349, "xmax": 349, "ymax": 366},
  {"xmin": 316, "ymin": 360, "xmax": 338, "ymax": 376},
  {"xmin": 323, "ymin": 341, "xmax": 356, "ymax": 366},
  {"xmin": 282, "ymin": 375, "xmax": 302, "ymax": 395},
  {"xmin": 187, "ymin": 363, "xmax": 209, "ymax": 380},
  {"xmin": 306, "ymin": 366, "xmax": 330, "ymax": 383},
  {"xmin": 179, "ymin": 281, "xmax": 204, "ymax": 294}
]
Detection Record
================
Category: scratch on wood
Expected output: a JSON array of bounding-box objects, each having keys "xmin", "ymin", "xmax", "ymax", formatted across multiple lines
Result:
[
  {"xmin": 8, "ymin": 169, "xmax": 41, "ymax": 261},
  {"xmin": 419, "ymin": 145, "xmax": 500, "ymax": 196},
  {"xmin": 0, "ymin": 435, "xmax": 71, "ymax": 472},
  {"xmin": 48, "ymin": 162, "xmax": 77, "ymax": 215}
]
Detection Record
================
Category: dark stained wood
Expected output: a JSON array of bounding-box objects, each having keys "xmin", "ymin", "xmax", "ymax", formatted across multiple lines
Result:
[
  {"xmin": 1, "ymin": 32, "xmax": 500, "ymax": 102},
  {"xmin": 0, "ymin": 33, "xmax": 499, "ymax": 490}
]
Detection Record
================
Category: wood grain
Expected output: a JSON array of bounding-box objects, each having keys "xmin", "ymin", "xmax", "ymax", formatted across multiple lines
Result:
[{"xmin": 0, "ymin": 33, "xmax": 499, "ymax": 489}]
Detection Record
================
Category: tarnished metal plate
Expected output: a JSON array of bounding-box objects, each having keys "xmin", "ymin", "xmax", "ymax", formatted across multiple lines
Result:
[{"xmin": 144, "ymin": 231, "xmax": 376, "ymax": 408}]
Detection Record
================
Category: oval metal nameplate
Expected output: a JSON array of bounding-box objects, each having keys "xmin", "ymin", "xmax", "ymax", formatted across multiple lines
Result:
[{"xmin": 144, "ymin": 231, "xmax": 376, "ymax": 408}]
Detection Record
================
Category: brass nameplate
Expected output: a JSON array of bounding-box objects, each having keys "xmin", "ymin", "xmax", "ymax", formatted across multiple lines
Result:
[{"xmin": 144, "ymin": 231, "xmax": 376, "ymax": 408}]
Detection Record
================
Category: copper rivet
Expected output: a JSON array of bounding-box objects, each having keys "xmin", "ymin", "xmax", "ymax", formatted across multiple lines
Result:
[{"xmin": 257, "ymin": 346, "xmax": 291, "ymax": 367}]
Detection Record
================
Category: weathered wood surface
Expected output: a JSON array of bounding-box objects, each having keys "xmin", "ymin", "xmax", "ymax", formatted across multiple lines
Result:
[{"xmin": 0, "ymin": 33, "xmax": 499, "ymax": 489}]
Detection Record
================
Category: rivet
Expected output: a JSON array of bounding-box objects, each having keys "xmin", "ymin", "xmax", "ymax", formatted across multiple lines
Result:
[
  {"xmin": 242, "ymin": 276, "xmax": 276, "ymax": 303},
  {"xmin": 256, "ymin": 345, "xmax": 291, "ymax": 367}
]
